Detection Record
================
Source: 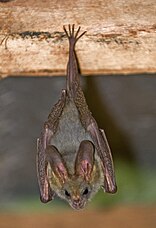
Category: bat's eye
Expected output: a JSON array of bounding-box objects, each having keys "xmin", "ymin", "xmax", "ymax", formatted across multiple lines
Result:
[
  {"xmin": 65, "ymin": 189, "xmax": 71, "ymax": 198},
  {"xmin": 82, "ymin": 187, "xmax": 89, "ymax": 196}
]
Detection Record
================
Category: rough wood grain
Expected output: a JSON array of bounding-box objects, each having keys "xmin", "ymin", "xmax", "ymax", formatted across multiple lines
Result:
[{"xmin": 0, "ymin": 0, "xmax": 156, "ymax": 77}]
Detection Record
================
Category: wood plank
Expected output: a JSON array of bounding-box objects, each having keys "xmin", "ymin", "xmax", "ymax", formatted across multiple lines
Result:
[{"xmin": 0, "ymin": 0, "xmax": 156, "ymax": 77}]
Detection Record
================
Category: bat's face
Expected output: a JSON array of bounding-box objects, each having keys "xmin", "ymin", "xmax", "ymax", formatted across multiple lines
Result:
[
  {"xmin": 47, "ymin": 160, "xmax": 103, "ymax": 210},
  {"xmin": 58, "ymin": 176, "xmax": 93, "ymax": 210},
  {"xmin": 45, "ymin": 140, "xmax": 104, "ymax": 209}
]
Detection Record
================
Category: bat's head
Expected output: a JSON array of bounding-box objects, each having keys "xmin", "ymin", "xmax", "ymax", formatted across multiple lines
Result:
[
  {"xmin": 47, "ymin": 141, "xmax": 103, "ymax": 210},
  {"xmin": 48, "ymin": 166, "xmax": 102, "ymax": 210},
  {"xmin": 63, "ymin": 157, "xmax": 104, "ymax": 209}
]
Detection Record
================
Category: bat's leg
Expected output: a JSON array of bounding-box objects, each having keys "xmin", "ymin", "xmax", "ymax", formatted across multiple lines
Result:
[
  {"xmin": 63, "ymin": 24, "xmax": 86, "ymax": 97},
  {"xmin": 37, "ymin": 124, "xmax": 54, "ymax": 203},
  {"xmin": 100, "ymin": 129, "xmax": 117, "ymax": 193}
]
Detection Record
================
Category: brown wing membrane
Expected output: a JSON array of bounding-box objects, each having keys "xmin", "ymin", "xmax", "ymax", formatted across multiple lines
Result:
[
  {"xmin": 87, "ymin": 119, "xmax": 117, "ymax": 193},
  {"xmin": 36, "ymin": 90, "xmax": 67, "ymax": 203},
  {"xmin": 37, "ymin": 126, "xmax": 54, "ymax": 203}
]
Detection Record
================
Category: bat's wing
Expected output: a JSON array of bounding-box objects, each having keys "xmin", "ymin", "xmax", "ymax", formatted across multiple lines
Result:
[
  {"xmin": 74, "ymin": 87, "xmax": 117, "ymax": 193},
  {"xmin": 87, "ymin": 120, "xmax": 117, "ymax": 193},
  {"xmin": 37, "ymin": 128, "xmax": 54, "ymax": 203},
  {"xmin": 36, "ymin": 89, "xmax": 66, "ymax": 203}
]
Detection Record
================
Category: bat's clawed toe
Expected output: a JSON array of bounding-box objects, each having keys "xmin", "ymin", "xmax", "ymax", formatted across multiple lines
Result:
[
  {"xmin": 63, "ymin": 24, "xmax": 86, "ymax": 43},
  {"xmin": 61, "ymin": 89, "xmax": 66, "ymax": 99},
  {"xmin": 68, "ymin": 24, "xmax": 72, "ymax": 36},
  {"xmin": 71, "ymin": 24, "xmax": 75, "ymax": 36},
  {"xmin": 75, "ymin": 26, "xmax": 81, "ymax": 39}
]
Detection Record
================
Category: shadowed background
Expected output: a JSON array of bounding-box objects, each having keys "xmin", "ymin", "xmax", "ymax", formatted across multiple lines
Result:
[{"xmin": 0, "ymin": 75, "xmax": 156, "ymax": 227}]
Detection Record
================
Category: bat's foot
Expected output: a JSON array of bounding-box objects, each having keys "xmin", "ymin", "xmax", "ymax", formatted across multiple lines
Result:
[{"xmin": 63, "ymin": 24, "xmax": 86, "ymax": 45}]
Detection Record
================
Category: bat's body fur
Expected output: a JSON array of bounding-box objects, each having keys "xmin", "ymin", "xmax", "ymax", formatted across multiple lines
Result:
[{"xmin": 50, "ymin": 100, "xmax": 101, "ymax": 174}]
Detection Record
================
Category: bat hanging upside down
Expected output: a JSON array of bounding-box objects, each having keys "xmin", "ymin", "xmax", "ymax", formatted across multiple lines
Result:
[{"xmin": 37, "ymin": 24, "xmax": 117, "ymax": 210}]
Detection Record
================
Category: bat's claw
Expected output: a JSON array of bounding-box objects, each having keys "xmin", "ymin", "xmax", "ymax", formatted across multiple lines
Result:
[
  {"xmin": 61, "ymin": 89, "xmax": 66, "ymax": 97},
  {"xmin": 61, "ymin": 89, "xmax": 66, "ymax": 102},
  {"xmin": 63, "ymin": 24, "xmax": 86, "ymax": 45}
]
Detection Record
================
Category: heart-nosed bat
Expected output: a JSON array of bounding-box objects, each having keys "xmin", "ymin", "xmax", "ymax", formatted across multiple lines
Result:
[{"xmin": 37, "ymin": 24, "xmax": 117, "ymax": 210}]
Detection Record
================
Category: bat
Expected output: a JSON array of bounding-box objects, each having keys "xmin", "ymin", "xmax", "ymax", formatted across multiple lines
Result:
[{"xmin": 37, "ymin": 24, "xmax": 117, "ymax": 210}]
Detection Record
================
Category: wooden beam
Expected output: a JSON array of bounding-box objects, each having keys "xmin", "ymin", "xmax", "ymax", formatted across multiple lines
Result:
[{"xmin": 0, "ymin": 0, "xmax": 156, "ymax": 77}]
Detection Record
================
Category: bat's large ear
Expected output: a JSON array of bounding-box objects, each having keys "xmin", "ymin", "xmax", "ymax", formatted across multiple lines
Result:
[
  {"xmin": 75, "ymin": 140, "xmax": 95, "ymax": 181},
  {"xmin": 46, "ymin": 145, "xmax": 68, "ymax": 184}
]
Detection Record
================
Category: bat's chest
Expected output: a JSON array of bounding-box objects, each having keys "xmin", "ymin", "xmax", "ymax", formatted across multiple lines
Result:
[{"xmin": 50, "ymin": 100, "xmax": 92, "ymax": 173}]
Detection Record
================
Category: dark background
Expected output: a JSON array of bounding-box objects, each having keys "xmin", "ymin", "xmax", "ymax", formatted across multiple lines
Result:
[{"xmin": 0, "ymin": 75, "xmax": 156, "ymax": 210}]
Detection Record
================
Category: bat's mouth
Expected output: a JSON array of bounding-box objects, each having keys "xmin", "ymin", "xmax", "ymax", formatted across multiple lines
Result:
[{"xmin": 70, "ymin": 200, "xmax": 86, "ymax": 210}]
